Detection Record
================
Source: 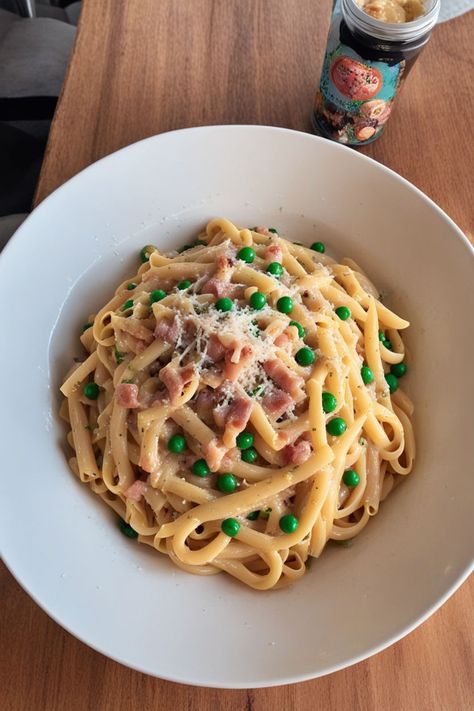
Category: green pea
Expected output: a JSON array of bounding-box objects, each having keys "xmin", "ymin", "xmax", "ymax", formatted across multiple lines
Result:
[
  {"xmin": 277, "ymin": 296, "xmax": 293, "ymax": 314},
  {"xmin": 361, "ymin": 365, "xmax": 374, "ymax": 384},
  {"xmin": 250, "ymin": 291, "xmax": 267, "ymax": 310},
  {"xmin": 241, "ymin": 447, "xmax": 257, "ymax": 463},
  {"xmin": 237, "ymin": 246, "xmax": 256, "ymax": 263},
  {"xmin": 322, "ymin": 391, "xmax": 337, "ymax": 413},
  {"xmin": 83, "ymin": 382, "xmax": 100, "ymax": 400},
  {"xmin": 127, "ymin": 282, "xmax": 137, "ymax": 290},
  {"xmin": 149, "ymin": 289, "xmax": 166, "ymax": 304},
  {"xmin": 217, "ymin": 473, "xmax": 237, "ymax": 494},
  {"xmin": 266, "ymin": 262, "xmax": 284, "ymax": 277},
  {"xmin": 385, "ymin": 373, "xmax": 398, "ymax": 393},
  {"xmin": 215, "ymin": 297, "xmax": 233, "ymax": 312},
  {"xmin": 279, "ymin": 514, "xmax": 299, "ymax": 533},
  {"xmin": 295, "ymin": 347, "xmax": 315, "ymax": 367},
  {"xmin": 326, "ymin": 417, "xmax": 347, "ymax": 436},
  {"xmin": 335, "ymin": 306, "xmax": 351, "ymax": 321},
  {"xmin": 289, "ymin": 321, "xmax": 305, "ymax": 339},
  {"xmin": 140, "ymin": 245, "xmax": 156, "ymax": 263},
  {"xmin": 390, "ymin": 362, "xmax": 407, "ymax": 378},
  {"xmin": 246, "ymin": 510, "xmax": 260, "ymax": 521},
  {"xmin": 121, "ymin": 299, "xmax": 134, "ymax": 312},
  {"xmin": 343, "ymin": 469, "xmax": 360, "ymax": 487},
  {"xmin": 118, "ymin": 519, "xmax": 139, "ymax": 538},
  {"xmin": 310, "ymin": 241, "xmax": 325, "ymax": 253},
  {"xmin": 221, "ymin": 518, "xmax": 241, "ymax": 537},
  {"xmin": 268, "ymin": 227, "xmax": 278, "ymax": 234},
  {"xmin": 177, "ymin": 279, "xmax": 191, "ymax": 290},
  {"xmin": 236, "ymin": 431, "xmax": 254, "ymax": 450},
  {"xmin": 168, "ymin": 434, "xmax": 186, "ymax": 453},
  {"xmin": 192, "ymin": 459, "xmax": 210, "ymax": 477}
]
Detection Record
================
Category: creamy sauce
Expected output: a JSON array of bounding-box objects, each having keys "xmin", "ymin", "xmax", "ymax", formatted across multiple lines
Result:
[{"xmin": 356, "ymin": 0, "xmax": 425, "ymax": 23}]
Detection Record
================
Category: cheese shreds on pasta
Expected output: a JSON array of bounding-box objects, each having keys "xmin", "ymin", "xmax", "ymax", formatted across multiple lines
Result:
[{"xmin": 60, "ymin": 218, "xmax": 415, "ymax": 590}]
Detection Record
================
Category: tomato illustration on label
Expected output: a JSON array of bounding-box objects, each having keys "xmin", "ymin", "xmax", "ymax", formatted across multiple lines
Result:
[{"xmin": 330, "ymin": 56, "xmax": 383, "ymax": 101}]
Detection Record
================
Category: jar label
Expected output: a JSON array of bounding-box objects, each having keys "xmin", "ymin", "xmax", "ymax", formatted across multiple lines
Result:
[{"xmin": 314, "ymin": 20, "xmax": 406, "ymax": 144}]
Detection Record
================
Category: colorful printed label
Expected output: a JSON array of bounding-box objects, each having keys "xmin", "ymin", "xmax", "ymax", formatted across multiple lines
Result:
[{"xmin": 314, "ymin": 17, "xmax": 406, "ymax": 144}]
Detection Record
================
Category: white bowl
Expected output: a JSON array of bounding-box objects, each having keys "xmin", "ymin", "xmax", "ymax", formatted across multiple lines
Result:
[{"xmin": 0, "ymin": 126, "xmax": 473, "ymax": 688}]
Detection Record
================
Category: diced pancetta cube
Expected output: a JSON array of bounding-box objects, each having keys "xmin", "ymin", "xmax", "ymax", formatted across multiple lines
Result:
[
  {"xmin": 264, "ymin": 243, "xmax": 283, "ymax": 263},
  {"xmin": 284, "ymin": 439, "xmax": 312, "ymax": 465},
  {"xmin": 154, "ymin": 315, "xmax": 181, "ymax": 345},
  {"xmin": 204, "ymin": 437, "xmax": 228, "ymax": 472},
  {"xmin": 159, "ymin": 362, "xmax": 195, "ymax": 405},
  {"xmin": 222, "ymin": 397, "xmax": 253, "ymax": 448},
  {"xmin": 263, "ymin": 359, "xmax": 305, "ymax": 400},
  {"xmin": 124, "ymin": 480, "xmax": 148, "ymax": 502},
  {"xmin": 115, "ymin": 383, "xmax": 140, "ymax": 408},
  {"xmin": 207, "ymin": 333, "xmax": 227, "ymax": 363},
  {"xmin": 223, "ymin": 345, "xmax": 254, "ymax": 382},
  {"xmin": 262, "ymin": 388, "xmax": 293, "ymax": 419}
]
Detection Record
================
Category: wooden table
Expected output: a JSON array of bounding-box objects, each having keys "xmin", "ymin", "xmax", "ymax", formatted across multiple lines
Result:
[{"xmin": 2, "ymin": 1, "xmax": 473, "ymax": 708}]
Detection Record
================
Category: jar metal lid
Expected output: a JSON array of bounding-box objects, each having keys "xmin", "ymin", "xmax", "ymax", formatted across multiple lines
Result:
[{"xmin": 341, "ymin": 0, "xmax": 440, "ymax": 42}]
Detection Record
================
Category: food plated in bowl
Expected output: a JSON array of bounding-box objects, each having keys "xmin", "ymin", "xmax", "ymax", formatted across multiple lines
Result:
[
  {"xmin": 60, "ymin": 218, "xmax": 414, "ymax": 591},
  {"xmin": 0, "ymin": 126, "xmax": 473, "ymax": 686}
]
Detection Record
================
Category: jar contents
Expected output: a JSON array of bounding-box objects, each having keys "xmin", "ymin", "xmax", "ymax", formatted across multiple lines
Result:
[{"xmin": 355, "ymin": 0, "xmax": 425, "ymax": 23}]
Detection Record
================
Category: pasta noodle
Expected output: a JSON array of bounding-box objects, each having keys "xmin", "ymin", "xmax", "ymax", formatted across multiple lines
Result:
[{"xmin": 60, "ymin": 218, "xmax": 414, "ymax": 590}]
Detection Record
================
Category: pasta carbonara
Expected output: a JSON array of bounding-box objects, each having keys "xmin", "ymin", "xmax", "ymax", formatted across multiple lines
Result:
[{"xmin": 60, "ymin": 218, "xmax": 414, "ymax": 590}]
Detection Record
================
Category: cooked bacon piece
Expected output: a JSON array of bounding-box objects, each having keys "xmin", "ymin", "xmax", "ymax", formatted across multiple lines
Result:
[
  {"xmin": 255, "ymin": 226, "xmax": 271, "ymax": 236},
  {"xmin": 284, "ymin": 439, "xmax": 312, "ymax": 465},
  {"xmin": 154, "ymin": 315, "xmax": 181, "ymax": 344},
  {"xmin": 274, "ymin": 333, "xmax": 289, "ymax": 348},
  {"xmin": 222, "ymin": 397, "xmax": 253, "ymax": 448},
  {"xmin": 274, "ymin": 326, "xmax": 299, "ymax": 349},
  {"xmin": 200, "ymin": 254, "xmax": 235, "ymax": 298},
  {"xmin": 262, "ymin": 388, "xmax": 293, "ymax": 419},
  {"xmin": 223, "ymin": 345, "xmax": 254, "ymax": 382},
  {"xmin": 263, "ymin": 359, "xmax": 305, "ymax": 399},
  {"xmin": 264, "ymin": 243, "xmax": 283, "ymax": 263},
  {"xmin": 207, "ymin": 333, "xmax": 227, "ymax": 363},
  {"xmin": 124, "ymin": 480, "xmax": 148, "ymax": 502},
  {"xmin": 159, "ymin": 362, "xmax": 195, "ymax": 405},
  {"xmin": 115, "ymin": 383, "xmax": 140, "ymax": 408},
  {"xmin": 202, "ymin": 279, "xmax": 240, "ymax": 299},
  {"xmin": 204, "ymin": 437, "xmax": 228, "ymax": 472}
]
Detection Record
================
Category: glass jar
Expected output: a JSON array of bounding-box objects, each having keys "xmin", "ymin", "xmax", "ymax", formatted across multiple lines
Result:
[{"xmin": 312, "ymin": 0, "xmax": 440, "ymax": 145}]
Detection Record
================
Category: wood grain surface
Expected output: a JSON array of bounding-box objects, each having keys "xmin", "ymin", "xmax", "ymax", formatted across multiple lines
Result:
[{"xmin": 2, "ymin": 0, "xmax": 473, "ymax": 709}]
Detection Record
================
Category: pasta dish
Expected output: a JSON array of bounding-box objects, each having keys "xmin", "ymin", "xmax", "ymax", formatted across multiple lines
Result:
[{"xmin": 60, "ymin": 218, "xmax": 414, "ymax": 590}]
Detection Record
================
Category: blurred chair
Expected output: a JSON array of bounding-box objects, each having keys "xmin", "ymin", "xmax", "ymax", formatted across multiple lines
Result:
[
  {"xmin": 0, "ymin": 213, "xmax": 27, "ymax": 251},
  {"xmin": 0, "ymin": 5, "xmax": 77, "ymax": 214},
  {"xmin": 36, "ymin": 1, "xmax": 81, "ymax": 25},
  {"xmin": 0, "ymin": 122, "xmax": 46, "ymax": 215},
  {"xmin": 0, "ymin": 8, "xmax": 76, "ymax": 122},
  {"xmin": 0, "ymin": 1, "xmax": 81, "ymax": 24}
]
